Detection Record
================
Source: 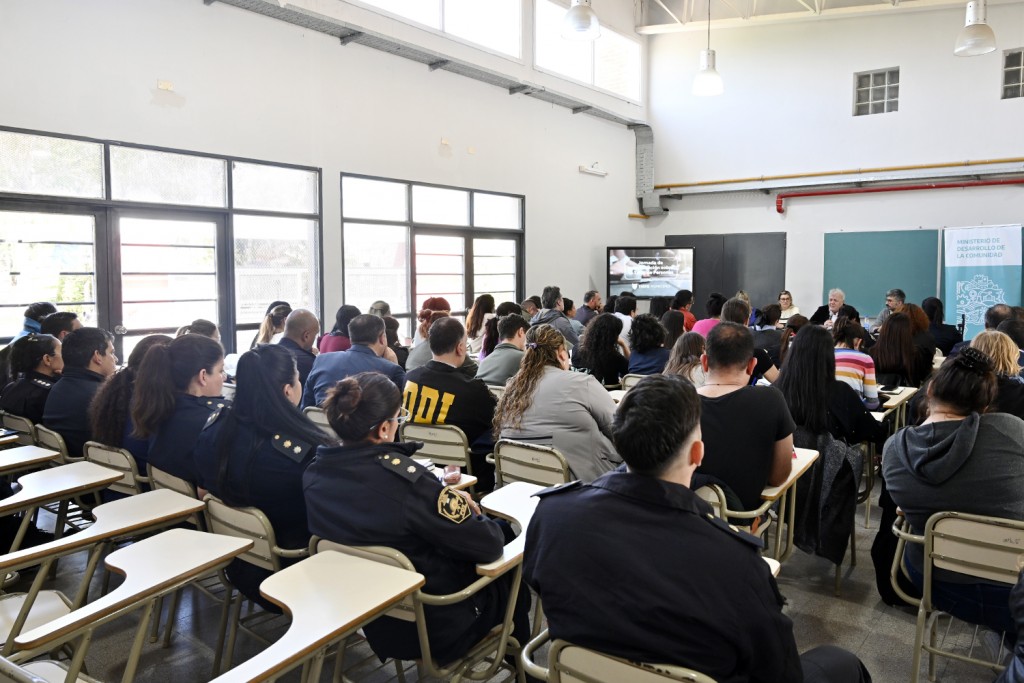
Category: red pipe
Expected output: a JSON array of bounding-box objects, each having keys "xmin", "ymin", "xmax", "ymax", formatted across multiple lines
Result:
[{"xmin": 775, "ymin": 177, "xmax": 1024, "ymax": 214}]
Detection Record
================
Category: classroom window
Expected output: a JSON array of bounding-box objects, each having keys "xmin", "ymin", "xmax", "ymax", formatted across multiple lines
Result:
[
  {"xmin": 1003, "ymin": 49, "xmax": 1024, "ymax": 100},
  {"xmin": 341, "ymin": 174, "xmax": 524, "ymax": 337},
  {"xmin": 0, "ymin": 130, "xmax": 104, "ymax": 200},
  {"xmin": 535, "ymin": 0, "xmax": 643, "ymax": 101},
  {"xmin": 854, "ymin": 68, "xmax": 899, "ymax": 116}
]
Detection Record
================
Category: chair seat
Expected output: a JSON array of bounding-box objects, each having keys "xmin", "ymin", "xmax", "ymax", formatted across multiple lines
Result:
[
  {"xmin": 0, "ymin": 592, "xmax": 71, "ymax": 644},
  {"xmin": 22, "ymin": 660, "xmax": 100, "ymax": 682}
]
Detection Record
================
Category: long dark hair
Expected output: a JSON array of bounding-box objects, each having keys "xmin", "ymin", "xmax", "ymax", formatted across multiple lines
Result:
[
  {"xmin": 90, "ymin": 335, "xmax": 172, "ymax": 447},
  {"xmin": 649, "ymin": 296, "xmax": 672, "ymax": 319},
  {"xmin": 660, "ymin": 310, "xmax": 686, "ymax": 349},
  {"xmin": 482, "ymin": 301, "xmax": 522, "ymax": 357},
  {"xmin": 573, "ymin": 313, "xmax": 622, "ymax": 371},
  {"xmin": 211, "ymin": 346, "xmax": 332, "ymax": 502},
  {"xmin": 778, "ymin": 314, "xmax": 809, "ymax": 364},
  {"xmin": 131, "ymin": 335, "xmax": 224, "ymax": 438},
  {"xmin": 922, "ymin": 297, "xmax": 945, "ymax": 326},
  {"xmin": 8, "ymin": 334, "xmax": 60, "ymax": 377},
  {"xmin": 776, "ymin": 325, "xmax": 834, "ymax": 433},
  {"xmin": 323, "ymin": 372, "xmax": 401, "ymax": 443},
  {"xmin": 870, "ymin": 313, "xmax": 917, "ymax": 383},
  {"xmin": 705, "ymin": 292, "xmax": 727, "ymax": 318},
  {"xmin": 330, "ymin": 305, "xmax": 362, "ymax": 336},
  {"xmin": 466, "ymin": 294, "xmax": 495, "ymax": 339}
]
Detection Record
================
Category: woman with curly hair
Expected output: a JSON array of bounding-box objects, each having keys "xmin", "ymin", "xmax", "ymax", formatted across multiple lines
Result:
[
  {"xmin": 627, "ymin": 313, "xmax": 669, "ymax": 375},
  {"xmin": 664, "ymin": 332, "xmax": 706, "ymax": 387},
  {"xmin": 496, "ymin": 324, "xmax": 620, "ymax": 481},
  {"xmin": 413, "ymin": 297, "xmax": 451, "ymax": 347},
  {"xmin": 570, "ymin": 313, "xmax": 628, "ymax": 386}
]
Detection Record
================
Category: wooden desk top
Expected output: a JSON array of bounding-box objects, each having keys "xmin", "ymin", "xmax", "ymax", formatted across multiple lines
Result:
[
  {"xmin": 209, "ymin": 551, "xmax": 425, "ymax": 683},
  {"xmin": 761, "ymin": 448, "xmax": 819, "ymax": 502},
  {"xmin": 432, "ymin": 468, "xmax": 478, "ymax": 492},
  {"xmin": 0, "ymin": 489, "xmax": 204, "ymax": 573},
  {"xmin": 478, "ymin": 482, "xmax": 544, "ymax": 577},
  {"xmin": 0, "ymin": 461, "xmax": 122, "ymax": 517},
  {"xmin": 881, "ymin": 386, "xmax": 917, "ymax": 410},
  {"xmin": 14, "ymin": 529, "xmax": 252, "ymax": 650},
  {"xmin": 0, "ymin": 446, "xmax": 59, "ymax": 475},
  {"xmin": 0, "ymin": 434, "xmax": 20, "ymax": 446}
]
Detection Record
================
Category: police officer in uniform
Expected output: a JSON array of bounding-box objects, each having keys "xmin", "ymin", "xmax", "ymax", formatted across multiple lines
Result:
[
  {"xmin": 524, "ymin": 374, "xmax": 871, "ymax": 683},
  {"xmin": 0, "ymin": 333, "xmax": 63, "ymax": 424},
  {"xmin": 195, "ymin": 345, "xmax": 331, "ymax": 608},
  {"xmin": 303, "ymin": 371, "xmax": 530, "ymax": 666}
]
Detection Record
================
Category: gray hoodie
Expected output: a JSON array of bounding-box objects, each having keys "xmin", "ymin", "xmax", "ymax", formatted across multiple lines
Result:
[
  {"xmin": 530, "ymin": 309, "xmax": 579, "ymax": 350},
  {"xmin": 883, "ymin": 412, "xmax": 1024, "ymax": 572}
]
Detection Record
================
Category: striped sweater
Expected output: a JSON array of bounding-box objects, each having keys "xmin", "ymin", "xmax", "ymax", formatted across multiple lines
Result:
[{"xmin": 835, "ymin": 347, "xmax": 880, "ymax": 410}]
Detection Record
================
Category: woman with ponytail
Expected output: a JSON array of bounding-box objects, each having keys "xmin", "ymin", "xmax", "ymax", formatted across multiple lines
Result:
[
  {"xmin": 0, "ymin": 333, "xmax": 64, "ymax": 423},
  {"xmin": 479, "ymin": 301, "xmax": 522, "ymax": 360},
  {"xmin": 495, "ymin": 324, "xmax": 620, "ymax": 481},
  {"xmin": 194, "ymin": 344, "xmax": 331, "ymax": 607},
  {"xmin": 131, "ymin": 334, "xmax": 225, "ymax": 484},
  {"xmin": 303, "ymin": 371, "xmax": 529, "ymax": 664}
]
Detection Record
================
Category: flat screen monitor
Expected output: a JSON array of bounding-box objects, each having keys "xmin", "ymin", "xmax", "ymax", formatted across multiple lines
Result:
[{"xmin": 607, "ymin": 247, "xmax": 695, "ymax": 299}]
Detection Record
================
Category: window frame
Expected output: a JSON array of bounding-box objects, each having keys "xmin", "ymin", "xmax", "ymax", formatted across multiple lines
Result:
[
  {"xmin": 852, "ymin": 67, "xmax": 900, "ymax": 117},
  {"xmin": 0, "ymin": 125, "xmax": 324, "ymax": 354},
  {"xmin": 1002, "ymin": 48, "xmax": 1024, "ymax": 100},
  {"xmin": 340, "ymin": 172, "xmax": 525, "ymax": 336}
]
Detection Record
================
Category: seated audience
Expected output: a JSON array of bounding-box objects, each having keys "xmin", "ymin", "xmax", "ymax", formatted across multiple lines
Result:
[
  {"xmin": 670, "ymin": 289, "xmax": 697, "ymax": 331},
  {"xmin": 691, "ymin": 292, "xmax": 726, "ymax": 337},
  {"xmin": 303, "ymin": 372, "xmax": 529, "ymax": 664},
  {"xmin": 195, "ymin": 344, "xmax": 332, "ymax": 608},
  {"xmin": 562, "ymin": 297, "xmax": 585, "ymax": 338},
  {"xmin": 40, "ymin": 311, "xmax": 81, "ymax": 340},
  {"xmin": 883, "ymin": 348, "xmax": 1024, "ymax": 637},
  {"xmin": 997, "ymin": 319, "xmax": 1024, "ymax": 368},
  {"xmin": 810, "ymin": 288, "xmax": 845, "ymax": 329},
  {"xmin": 627, "ymin": 314, "xmax": 670, "ymax": 375},
  {"xmin": 779, "ymin": 314, "xmax": 809, "ymax": 365},
  {"xmin": 277, "ymin": 309, "xmax": 319, "ymax": 386},
  {"xmin": 303, "ymin": 314, "xmax": 405, "ymax": 407},
  {"xmin": 870, "ymin": 288, "xmax": 905, "ymax": 333},
  {"xmin": 523, "ymin": 374, "xmax": 871, "ymax": 683},
  {"xmin": 406, "ymin": 311, "xmax": 478, "ymax": 378},
  {"xmin": 14, "ymin": 302, "xmax": 57, "ymax": 340},
  {"xmin": 530, "ymin": 285, "xmax": 579, "ymax": 350},
  {"xmin": 403, "ymin": 318, "xmax": 497, "ymax": 490},
  {"xmin": 948, "ymin": 303, "xmax": 1016, "ymax": 358},
  {"xmin": 131, "ymin": 334, "xmax": 225, "ymax": 484},
  {"xmin": 318, "ymin": 304, "xmax": 360, "ymax": 353},
  {"xmin": 696, "ymin": 322, "xmax": 794, "ymax": 511},
  {"xmin": 465, "ymin": 294, "xmax": 495, "ymax": 357},
  {"xmin": 570, "ymin": 313, "xmax": 628, "ymax": 386},
  {"xmin": 475, "ymin": 313, "xmax": 528, "ymax": 387},
  {"xmin": 612, "ymin": 295, "xmax": 637, "ymax": 342},
  {"xmin": 383, "ymin": 315, "xmax": 409, "ymax": 369},
  {"xmin": 519, "ymin": 298, "xmax": 539, "ymax": 319},
  {"xmin": 778, "ymin": 289, "xmax": 799, "ymax": 327},
  {"xmin": 89, "ymin": 335, "xmax": 173, "ymax": 474},
  {"xmin": 0, "ymin": 333, "xmax": 63, "ymax": 424},
  {"xmin": 251, "ymin": 301, "xmax": 290, "ymax": 349},
  {"xmin": 869, "ymin": 313, "xmax": 931, "ymax": 387},
  {"xmin": 368, "ymin": 300, "xmax": 390, "ymax": 317},
  {"xmin": 922, "ymin": 296, "xmax": 962, "ymax": 356},
  {"xmin": 753, "ymin": 303, "xmax": 783, "ymax": 367},
  {"xmin": 833, "ymin": 317, "xmax": 880, "ymax": 410},
  {"xmin": 904, "ymin": 302, "xmax": 937, "ymax": 363},
  {"xmin": 43, "ymin": 327, "xmax": 118, "ymax": 457},
  {"xmin": 663, "ymin": 331, "xmax": 706, "ymax": 388},
  {"xmin": 722, "ymin": 297, "xmax": 779, "ymax": 383},
  {"xmin": 177, "ymin": 318, "xmax": 220, "ymax": 341},
  {"xmin": 412, "ymin": 297, "xmax": 451, "ymax": 347},
  {"xmin": 496, "ymin": 324, "xmax": 621, "ymax": 482},
  {"xmin": 660, "ymin": 310, "xmax": 686, "ymax": 349},
  {"xmin": 574, "ymin": 290, "xmax": 602, "ymax": 327},
  {"xmin": 971, "ymin": 331, "xmax": 1024, "ymax": 418},
  {"xmin": 648, "ymin": 296, "xmax": 672, "ymax": 319},
  {"xmin": 480, "ymin": 301, "xmax": 523, "ymax": 360},
  {"xmin": 777, "ymin": 325, "xmax": 885, "ymax": 444}
]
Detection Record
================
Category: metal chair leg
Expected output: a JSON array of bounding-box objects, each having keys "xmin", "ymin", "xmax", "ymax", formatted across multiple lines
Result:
[
  {"xmin": 211, "ymin": 586, "xmax": 235, "ymax": 677},
  {"xmin": 163, "ymin": 588, "xmax": 183, "ymax": 648}
]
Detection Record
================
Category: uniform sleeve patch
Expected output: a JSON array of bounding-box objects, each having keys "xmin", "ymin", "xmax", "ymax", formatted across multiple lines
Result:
[{"xmin": 437, "ymin": 486, "xmax": 471, "ymax": 524}]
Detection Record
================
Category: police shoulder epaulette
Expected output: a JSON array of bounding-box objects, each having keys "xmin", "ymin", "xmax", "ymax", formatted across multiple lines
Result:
[
  {"xmin": 702, "ymin": 513, "xmax": 765, "ymax": 551},
  {"xmin": 376, "ymin": 452, "xmax": 427, "ymax": 483},
  {"xmin": 271, "ymin": 433, "xmax": 313, "ymax": 463},
  {"xmin": 202, "ymin": 407, "xmax": 225, "ymax": 430},
  {"xmin": 202, "ymin": 397, "xmax": 230, "ymax": 411},
  {"xmin": 30, "ymin": 377, "xmax": 53, "ymax": 389},
  {"xmin": 534, "ymin": 480, "xmax": 583, "ymax": 498}
]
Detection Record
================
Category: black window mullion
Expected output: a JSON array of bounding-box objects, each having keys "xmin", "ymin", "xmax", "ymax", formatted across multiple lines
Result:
[{"xmin": 220, "ymin": 213, "xmax": 236, "ymax": 355}]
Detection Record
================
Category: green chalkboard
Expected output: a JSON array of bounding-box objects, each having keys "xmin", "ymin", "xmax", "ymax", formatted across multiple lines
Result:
[{"xmin": 822, "ymin": 230, "xmax": 940, "ymax": 319}]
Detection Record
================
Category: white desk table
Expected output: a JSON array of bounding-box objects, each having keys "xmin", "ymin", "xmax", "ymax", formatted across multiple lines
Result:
[
  {"xmin": 478, "ymin": 482, "xmax": 543, "ymax": 577},
  {"xmin": 0, "ymin": 446, "xmax": 59, "ymax": 477},
  {"xmin": 761, "ymin": 448, "xmax": 819, "ymax": 562}
]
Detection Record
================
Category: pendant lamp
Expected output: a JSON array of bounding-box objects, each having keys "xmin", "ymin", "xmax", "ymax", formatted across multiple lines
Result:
[
  {"xmin": 562, "ymin": 0, "xmax": 601, "ymax": 41},
  {"xmin": 954, "ymin": 0, "xmax": 996, "ymax": 56},
  {"xmin": 692, "ymin": 0, "xmax": 723, "ymax": 96}
]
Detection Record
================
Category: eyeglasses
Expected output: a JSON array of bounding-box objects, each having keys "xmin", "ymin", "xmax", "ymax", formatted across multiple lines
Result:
[{"xmin": 385, "ymin": 407, "xmax": 410, "ymax": 425}]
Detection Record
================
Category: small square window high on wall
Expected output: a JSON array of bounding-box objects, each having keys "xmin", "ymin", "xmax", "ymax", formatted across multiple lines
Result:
[
  {"xmin": 1003, "ymin": 49, "xmax": 1024, "ymax": 100},
  {"xmin": 853, "ymin": 68, "xmax": 899, "ymax": 116}
]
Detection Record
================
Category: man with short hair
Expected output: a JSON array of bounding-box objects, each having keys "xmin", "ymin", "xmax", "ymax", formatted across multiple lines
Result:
[
  {"xmin": 39, "ymin": 312, "xmax": 82, "ymax": 341},
  {"xmin": 613, "ymin": 295, "xmax": 638, "ymax": 343},
  {"xmin": 42, "ymin": 327, "xmax": 117, "ymax": 458},
  {"xmin": 575, "ymin": 290, "xmax": 602, "ymax": 327},
  {"xmin": 520, "ymin": 299, "xmax": 539, "ymax": 318},
  {"xmin": 948, "ymin": 303, "xmax": 1017, "ymax": 359},
  {"xmin": 809, "ymin": 288, "xmax": 845, "ymax": 329},
  {"xmin": 869, "ymin": 288, "xmax": 906, "ymax": 333},
  {"xmin": 530, "ymin": 285, "xmax": 579, "ymax": 350},
  {"xmin": 277, "ymin": 309, "xmax": 320, "ymax": 386},
  {"xmin": 403, "ymin": 317, "xmax": 498, "ymax": 490},
  {"xmin": 524, "ymin": 374, "xmax": 870, "ymax": 683},
  {"xmin": 996, "ymin": 319, "xmax": 1024, "ymax": 369},
  {"xmin": 671, "ymin": 289, "xmax": 696, "ymax": 331},
  {"xmin": 476, "ymin": 314, "xmax": 528, "ymax": 387},
  {"xmin": 696, "ymin": 322, "xmax": 794, "ymax": 511},
  {"xmin": 722, "ymin": 297, "xmax": 779, "ymax": 383},
  {"xmin": 301, "ymin": 314, "xmax": 404, "ymax": 407}
]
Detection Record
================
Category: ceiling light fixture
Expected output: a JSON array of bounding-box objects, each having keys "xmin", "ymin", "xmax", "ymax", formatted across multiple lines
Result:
[
  {"xmin": 562, "ymin": 0, "xmax": 601, "ymax": 41},
  {"xmin": 692, "ymin": 0, "xmax": 723, "ymax": 96},
  {"xmin": 954, "ymin": 0, "xmax": 996, "ymax": 56}
]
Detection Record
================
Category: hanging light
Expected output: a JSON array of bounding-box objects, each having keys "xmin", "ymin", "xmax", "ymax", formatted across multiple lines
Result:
[
  {"xmin": 562, "ymin": 0, "xmax": 601, "ymax": 41},
  {"xmin": 692, "ymin": 0, "xmax": 723, "ymax": 96},
  {"xmin": 954, "ymin": 0, "xmax": 996, "ymax": 56}
]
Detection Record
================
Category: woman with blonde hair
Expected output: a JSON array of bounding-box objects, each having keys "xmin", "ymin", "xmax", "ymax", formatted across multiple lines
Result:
[
  {"xmin": 495, "ymin": 324, "xmax": 620, "ymax": 481},
  {"xmin": 251, "ymin": 301, "xmax": 291, "ymax": 349},
  {"xmin": 971, "ymin": 330, "xmax": 1024, "ymax": 418}
]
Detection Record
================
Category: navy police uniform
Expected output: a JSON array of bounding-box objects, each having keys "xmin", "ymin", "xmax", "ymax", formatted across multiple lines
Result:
[
  {"xmin": 303, "ymin": 440, "xmax": 528, "ymax": 665},
  {"xmin": 147, "ymin": 394, "xmax": 226, "ymax": 484},
  {"xmin": 523, "ymin": 471, "xmax": 871, "ymax": 683},
  {"xmin": 0, "ymin": 371, "xmax": 56, "ymax": 424},
  {"xmin": 42, "ymin": 367, "xmax": 106, "ymax": 458},
  {"xmin": 194, "ymin": 407, "xmax": 315, "ymax": 608}
]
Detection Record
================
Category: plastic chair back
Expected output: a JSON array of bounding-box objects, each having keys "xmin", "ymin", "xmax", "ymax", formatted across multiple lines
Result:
[
  {"xmin": 302, "ymin": 406, "xmax": 338, "ymax": 440},
  {"xmin": 494, "ymin": 439, "xmax": 571, "ymax": 487},
  {"xmin": 551, "ymin": 640, "xmax": 717, "ymax": 683},
  {"xmin": 33, "ymin": 425, "xmax": 80, "ymax": 464},
  {"xmin": 487, "ymin": 385, "xmax": 505, "ymax": 400},
  {"xmin": 620, "ymin": 374, "xmax": 644, "ymax": 391},
  {"xmin": 1, "ymin": 413, "xmax": 36, "ymax": 446},
  {"xmin": 927, "ymin": 512, "xmax": 1024, "ymax": 584},
  {"xmin": 84, "ymin": 441, "xmax": 146, "ymax": 496},
  {"xmin": 400, "ymin": 423, "xmax": 472, "ymax": 473},
  {"xmin": 205, "ymin": 495, "xmax": 285, "ymax": 572}
]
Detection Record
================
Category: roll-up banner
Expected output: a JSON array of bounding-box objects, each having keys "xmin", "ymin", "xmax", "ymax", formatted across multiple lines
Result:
[{"xmin": 943, "ymin": 225, "xmax": 1023, "ymax": 341}]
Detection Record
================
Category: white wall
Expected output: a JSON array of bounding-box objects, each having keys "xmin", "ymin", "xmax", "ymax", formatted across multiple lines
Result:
[
  {"xmin": 0, "ymin": 0, "xmax": 646, "ymax": 320},
  {"xmin": 645, "ymin": 5, "xmax": 1024, "ymax": 310}
]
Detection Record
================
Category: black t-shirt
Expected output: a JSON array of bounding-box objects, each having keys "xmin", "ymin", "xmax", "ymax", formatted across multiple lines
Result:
[
  {"xmin": 995, "ymin": 377, "xmax": 1024, "ymax": 420},
  {"xmin": 698, "ymin": 386, "xmax": 796, "ymax": 511},
  {"xmin": 825, "ymin": 380, "xmax": 887, "ymax": 445},
  {"xmin": 571, "ymin": 350, "xmax": 629, "ymax": 386},
  {"xmin": 751, "ymin": 348, "xmax": 775, "ymax": 383}
]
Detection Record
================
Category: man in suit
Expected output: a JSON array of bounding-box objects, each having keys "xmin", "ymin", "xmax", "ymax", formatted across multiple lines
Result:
[{"xmin": 810, "ymin": 288, "xmax": 846, "ymax": 330}]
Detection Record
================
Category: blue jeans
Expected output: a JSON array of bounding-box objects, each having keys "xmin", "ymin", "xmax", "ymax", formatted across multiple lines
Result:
[{"xmin": 907, "ymin": 562, "xmax": 1015, "ymax": 640}]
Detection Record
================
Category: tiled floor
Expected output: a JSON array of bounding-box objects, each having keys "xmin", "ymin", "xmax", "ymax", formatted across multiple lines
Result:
[{"xmin": 9, "ymin": 492, "xmax": 1010, "ymax": 683}]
